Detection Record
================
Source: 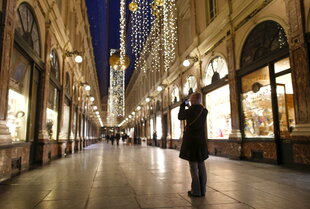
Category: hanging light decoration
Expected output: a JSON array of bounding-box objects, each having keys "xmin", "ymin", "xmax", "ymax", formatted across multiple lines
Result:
[
  {"xmin": 129, "ymin": 1, "xmax": 138, "ymax": 12},
  {"xmin": 154, "ymin": 0, "xmax": 164, "ymax": 7}
]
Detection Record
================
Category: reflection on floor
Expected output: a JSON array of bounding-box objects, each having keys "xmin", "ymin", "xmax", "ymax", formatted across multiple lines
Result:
[{"xmin": 1, "ymin": 142, "xmax": 310, "ymax": 209}]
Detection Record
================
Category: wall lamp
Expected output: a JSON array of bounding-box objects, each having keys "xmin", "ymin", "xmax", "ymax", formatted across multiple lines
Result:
[
  {"xmin": 157, "ymin": 85, "xmax": 164, "ymax": 92},
  {"xmin": 145, "ymin": 97, "xmax": 151, "ymax": 103},
  {"xmin": 89, "ymin": 96, "xmax": 95, "ymax": 102},
  {"xmin": 183, "ymin": 55, "xmax": 198, "ymax": 67},
  {"xmin": 81, "ymin": 82, "xmax": 91, "ymax": 91},
  {"xmin": 66, "ymin": 50, "xmax": 83, "ymax": 63}
]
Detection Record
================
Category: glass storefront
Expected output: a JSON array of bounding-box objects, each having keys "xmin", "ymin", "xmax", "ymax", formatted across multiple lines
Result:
[
  {"xmin": 170, "ymin": 107, "xmax": 181, "ymax": 139},
  {"xmin": 183, "ymin": 75, "xmax": 197, "ymax": 96},
  {"xmin": 206, "ymin": 85, "xmax": 231, "ymax": 139},
  {"xmin": 62, "ymin": 98, "xmax": 71, "ymax": 138},
  {"xmin": 241, "ymin": 66, "xmax": 274, "ymax": 138},
  {"xmin": 156, "ymin": 114, "xmax": 163, "ymax": 139},
  {"xmin": 7, "ymin": 49, "xmax": 31, "ymax": 141},
  {"xmin": 150, "ymin": 118, "xmax": 154, "ymax": 138},
  {"xmin": 46, "ymin": 83, "xmax": 59, "ymax": 140}
]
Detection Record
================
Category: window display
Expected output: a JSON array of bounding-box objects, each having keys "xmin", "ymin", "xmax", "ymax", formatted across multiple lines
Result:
[
  {"xmin": 150, "ymin": 118, "xmax": 154, "ymax": 138},
  {"xmin": 46, "ymin": 83, "xmax": 59, "ymax": 140},
  {"xmin": 62, "ymin": 98, "xmax": 71, "ymax": 138},
  {"xmin": 241, "ymin": 67, "xmax": 274, "ymax": 138},
  {"xmin": 156, "ymin": 115, "xmax": 162, "ymax": 139},
  {"xmin": 170, "ymin": 107, "xmax": 181, "ymax": 139},
  {"xmin": 205, "ymin": 85, "xmax": 231, "ymax": 139},
  {"xmin": 7, "ymin": 48, "xmax": 31, "ymax": 141}
]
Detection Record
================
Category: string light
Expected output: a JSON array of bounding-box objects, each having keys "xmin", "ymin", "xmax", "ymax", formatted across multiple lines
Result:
[{"xmin": 120, "ymin": 0, "xmax": 126, "ymax": 67}]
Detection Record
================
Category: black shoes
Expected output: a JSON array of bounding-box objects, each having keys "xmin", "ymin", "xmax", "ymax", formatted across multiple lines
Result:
[{"xmin": 187, "ymin": 191, "xmax": 204, "ymax": 198}]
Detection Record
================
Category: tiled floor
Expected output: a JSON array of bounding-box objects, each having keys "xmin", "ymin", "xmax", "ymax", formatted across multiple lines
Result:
[{"xmin": 1, "ymin": 142, "xmax": 310, "ymax": 209}]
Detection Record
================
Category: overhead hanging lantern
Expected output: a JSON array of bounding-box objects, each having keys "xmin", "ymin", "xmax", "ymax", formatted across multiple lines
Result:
[
  {"xmin": 129, "ymin": 1, "xmax": 138, "ymax": 12},
  {"xmin": 109, "ymin": 53, "xmax": 130, "ymax": 71}
]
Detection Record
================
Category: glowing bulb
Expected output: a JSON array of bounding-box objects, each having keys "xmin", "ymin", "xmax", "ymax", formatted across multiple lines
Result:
[
  {"xmin": 157, "ymin": 86, "xmax": 163, "ymax": 92},
  {"xmin": 90, "ymin": 97, "xmax": 95, "ymax": 102},
  {"xmin": 129, "ymin": 1, "xmax": 138, "ymax": 12},
  {"xmin": 93, "ymin": 106, "xmax": 98, "ymax": 110},
  {"xmin": 136, "ymin": 106, "xmax": 141, "ymax": 110},
  {"xmin": 145, "ymin": 97, "xmax": 151, "ymax": 103},
  {"xmin": 75, "ymin": 55, "xmax": 83, "ymax": 63},
  {"xmin": 183, "ymin": 59, "xmax": 190, "ymax": 67}
]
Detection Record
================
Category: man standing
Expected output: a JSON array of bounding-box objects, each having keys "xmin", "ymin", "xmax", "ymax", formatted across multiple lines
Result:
[{"xmin": 178, "ymin": 92, "xmax": 208, "ymax": 197}]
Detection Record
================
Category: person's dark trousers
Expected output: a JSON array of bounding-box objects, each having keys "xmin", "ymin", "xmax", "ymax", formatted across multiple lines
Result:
[
  {"xmin": 117, "ymin": 140, "xmax": 119, "ymax": 146},
  {"xmin": 189, "ymin": 161, "xmax": 207, "ymax": 196},
  {"xmin": 111, "ymin": 140, "xmax": 114, "ymax": 145}
]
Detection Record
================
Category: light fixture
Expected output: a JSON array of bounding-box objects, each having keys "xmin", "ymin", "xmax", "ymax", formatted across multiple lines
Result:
[
  {"xmin": 81, "ymin": 82, "xmax": 91, "ymax": 91},
  {"xmin": 145, "ymin": 97, "xmax": 151, "ymax": 103},
  {"xmin": 132, "ymin": 111, "xmax": 135, "ymax": 115},
  {"xmin": 93, "ymin": 106, "xmax": 98, "ymax": 110},
  {"xmin": 157, "ymin": 86, "xmax": 163, "ymax": 92},
  {"xmin": 136, "ymin": 106, "xmax": 141, "ymax": 110},
  {"xmin": 89, "ymin": 97, "xmax": 95, "ymax": 102},
  {"xmin": 183, "ymin": 55, "xmax": 198, "ymax": 67},
  {"xmin": 95, "ymin": 111, "xmax": 99, "ymax": 115},
  {"xmin": 66, "ymin": 50, "xmax": 83, "ymax": 63},
  {"xmin": 128, "ymin": 115, "xmax": 132, "ymax": 118}
]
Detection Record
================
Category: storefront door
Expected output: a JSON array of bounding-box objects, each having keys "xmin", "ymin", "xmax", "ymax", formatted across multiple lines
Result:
[{"xmin": 162, "ymin": 114, "xmax": 168, "ymax": 148}]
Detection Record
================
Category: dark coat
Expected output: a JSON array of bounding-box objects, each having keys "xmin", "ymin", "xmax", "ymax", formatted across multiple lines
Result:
[{"xmin": 178, "ymin": 103, "xmax": 209, "ymax": 161}]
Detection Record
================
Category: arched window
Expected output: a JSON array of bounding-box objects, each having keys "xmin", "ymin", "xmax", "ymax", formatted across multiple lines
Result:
[
  {"xmin": 204, "ymin": 56, "xmax": 228, "ymax": 86},
  {"xmin": 50, "ymin": 49, "xmax": 60, "ymax": 80},
  {"xmin": 15, "ymin": 3, "xmax": 41, "ymax": 56},
  {"xmin": 183, "ymin": 75, "xmax": 197, "ymax": 96},
  {"xmin": 65, "ymin": 72, "xmax": 70, "ymax": 95},
  {"xmin": 171, "ymin": 85, "xmax": 180, "ymax": 104},
  {"xmin": 241, "ymin": 21, "xmax": 288, "ymax": 67}
]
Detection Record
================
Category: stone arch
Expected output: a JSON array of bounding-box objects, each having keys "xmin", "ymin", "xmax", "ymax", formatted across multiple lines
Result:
[{"xmin": 240, "ymin": 20, "xmax": 288, "ymax": 68}]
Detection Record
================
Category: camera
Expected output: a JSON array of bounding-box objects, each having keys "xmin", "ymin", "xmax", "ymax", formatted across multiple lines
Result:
[{"xmin": 184, "ymin": 99, "xmax": 189, "ymax": 106}]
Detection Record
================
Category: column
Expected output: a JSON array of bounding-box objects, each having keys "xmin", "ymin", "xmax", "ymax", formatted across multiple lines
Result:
[
  {"xmin": 285, "ymin": 0, "xmax": 310, "ymax": 137},
  {"xmin": 0, "ymin": 0, "xmax": 17, "ymax": 145}
]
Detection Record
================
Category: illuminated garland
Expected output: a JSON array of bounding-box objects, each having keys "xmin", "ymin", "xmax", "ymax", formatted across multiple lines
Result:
[
  {"xmin": 130, "ymin": 0, "xmax": 177, "ymax": 73},
  {"xmin": 120, "ymin": 0, "xmax": 126, "ymax": 66},
  {"xmin": 163, "ymin": 0, "xmax": 177, "ymax": 71}
]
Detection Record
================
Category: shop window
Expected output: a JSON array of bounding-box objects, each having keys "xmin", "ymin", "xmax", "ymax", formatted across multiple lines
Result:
[
  {"xmin": 170, "ymin": 107, "xmax": 181, "ymax": 139},
  {"xmin": 46, "ymin": 49, "xmax": 60, "ymax": 140},
  {"xmin": 171, "ymin": 85, "xmax": 180, "ymax": 104},
  {"xmin": 276, "ymin": 73, "xmax": 295, "ymax": 138},
  {"xmin": 15, "ymin": 3, "xmax": 41, "ymax": 56},
  {"xmin": 206, "ymin": 85, "xmax": 231, "ymax": 139},
  {"xmin": 183, "ymin": 75, "xmax": 197, "ymax": 96},
  {"xmin": 150, "ymin": 118, "xmax": 154, "ymax": 138},
  {"xmin": 7, "ymin": 49, "xmax": 31, "ymax": 141},
  {"xmin": 204, "ymin": 56, "xmax": 228, "ymax": 86},
  {"xmin": 156, "ymin": 114, "xmax": 162, "ymax": 139},
  {"xmin": 241, "ymin": 21, "xmax": 288, "ymax": 67},
  {"xmin": 61, "ymin": 98, "xmax": 71, "ymax": 138},
  {"xmin": 241, "ymin": 66, "xmax": 274, "ymax": 138},
  {"xmin": 47, "ymin": 83, "xmax": 59, "ymax": 140}
]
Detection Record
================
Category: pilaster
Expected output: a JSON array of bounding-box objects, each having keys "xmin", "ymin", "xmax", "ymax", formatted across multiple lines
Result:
[{"xmin": 284, "ymin": 0, "xmax": 310, "ymax": 137}]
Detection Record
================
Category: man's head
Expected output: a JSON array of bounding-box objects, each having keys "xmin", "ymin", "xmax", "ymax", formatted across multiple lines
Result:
[{"xmin": 190, "ymin": 92, "xmax": 202, "ymax": 105}]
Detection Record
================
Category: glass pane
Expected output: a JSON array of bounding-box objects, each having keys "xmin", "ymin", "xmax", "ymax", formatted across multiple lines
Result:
[
  {"xmin": 183, "ymin": 76, "xmax": 197, "ymax": 96},
  {"xmin": 46, "ymin": 84, "xmax": 59, "ymax": 140},
  {"xmin": 206, "ymin": 85, "xmax": 231, "ymax": 139},
  {"xmin": 276, "ymin": 73, "xmax": 295, "ymax": 138},
  {"xmin": 205, "ymin": 56, "xmax": 228, "ymax": 86},
  {"xmin": 170, "ymin": 107, "xmax": 181, "ymax": 139},
  {"xmin": 171, "ymin": 86, "xmax": 180, "ymax": 103},
  {"xmin": 62, "ymin": 99, "xmax": 71, "ymax": 138},
  {"xmin": 242, "ymin": 67, "xmax": 274, "ymax": 138},
  {"xmin": 275, "ymin": 57, "xmax": 290, "ymax": 74},
  {"xmin": 156, "ymin": 115, "xmax": 162, "ymax": 139},
  {"xmin": 150, "ymin": 118, "xmax": 154, "ymax": 138},
  {"xmin": 7, "ymin": 49, "xmax": 31, "ymax": 142}
]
